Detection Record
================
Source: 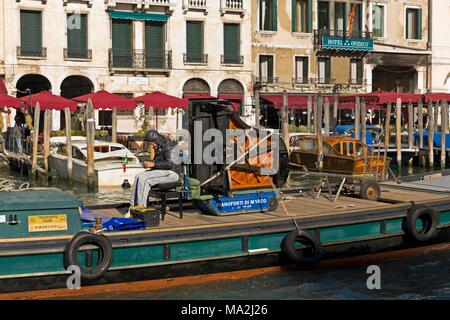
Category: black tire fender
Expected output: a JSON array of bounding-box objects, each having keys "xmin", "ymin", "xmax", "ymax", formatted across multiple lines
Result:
[
  {"xmin": 281, "ymin": 230, "xmax": 323, "ymax": 267},
  {"xmin": 403, "ymin": 205, "xmax": 439, "ymax": 242},
  {"xmin": 64, "ymin": 231, "xmax": 113, "ymax": 280}
]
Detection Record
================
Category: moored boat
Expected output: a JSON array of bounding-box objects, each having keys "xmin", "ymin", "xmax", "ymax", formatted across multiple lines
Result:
[{"xmin": 48, "ymin": 137, "xmax": 146, "ymax": 187}]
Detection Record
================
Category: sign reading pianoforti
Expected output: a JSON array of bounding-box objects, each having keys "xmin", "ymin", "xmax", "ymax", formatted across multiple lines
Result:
[{"xmin": 322, "ymin": 37, "xmax": 374, "ymax": 51}]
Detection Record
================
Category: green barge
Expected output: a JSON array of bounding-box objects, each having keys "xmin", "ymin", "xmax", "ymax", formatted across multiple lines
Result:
[{"xmin": 0, "ymin": 184, "xmax": 449, "ymax": 294}]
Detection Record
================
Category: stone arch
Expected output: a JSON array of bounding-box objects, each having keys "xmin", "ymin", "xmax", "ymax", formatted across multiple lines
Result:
[
  {"xmin": 217, "ymin": 78, "xmax": 244, "ymax": 95},
  {"xmin": 15, "ymin": 74, "xmax": 51, "ymax": 97},
  {"xmin": 182, "ymin": 78, "xmax": 211, "ymax": 96},
  {"xmin": 60, "ymin": 75, "xmax": 94, "ymax": 99}
]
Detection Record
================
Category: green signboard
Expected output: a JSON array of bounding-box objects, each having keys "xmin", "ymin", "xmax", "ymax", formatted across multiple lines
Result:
[{"xmin": 322, "ymin": 37, "xmax": 373, "ymax": 51}]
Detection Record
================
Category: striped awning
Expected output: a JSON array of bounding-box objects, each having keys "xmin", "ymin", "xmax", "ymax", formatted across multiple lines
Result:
[{"xmin": 109, "ymin": 10, "xmax": 169, "ymax": 22}]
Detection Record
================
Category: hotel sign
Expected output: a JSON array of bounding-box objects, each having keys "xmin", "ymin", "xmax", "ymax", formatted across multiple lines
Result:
[{"xmin": 322, "ymin": 37, "xmax": 374, "ymax": 51}]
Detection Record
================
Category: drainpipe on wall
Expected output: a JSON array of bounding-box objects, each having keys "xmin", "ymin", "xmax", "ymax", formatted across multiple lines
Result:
[{"xmin": 427, "ymin": 0, "xmax": 432, "ymax": 92}]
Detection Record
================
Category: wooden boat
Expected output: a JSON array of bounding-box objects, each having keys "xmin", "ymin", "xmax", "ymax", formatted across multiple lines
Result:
[
  {"xmin": 289, "ymin": 135, "xmax": 391, "ymax": 176},
  {"xmin": 48, "ymin": 137, "xmax": 146, "ymax": 187}
]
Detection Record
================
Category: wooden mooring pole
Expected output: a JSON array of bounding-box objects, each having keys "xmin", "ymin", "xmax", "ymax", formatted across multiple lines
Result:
[
  {"xmin": 324, "ymin": 96, "xmax": 330, "ymax": 137},
  {"xmin": 396, "ymin": 98, "xmax": 402, "ymax": 168},
  {"xmin": 64, "ymin": 107, "xmax": 73, "ymax": 181},
  {"xmin": 31, "ymin": 103, "xmax": 41, "ymax": 177},
  {"xmin": 281, "ymin": 90, "xmax": 289, "ymax": 145},
  {"xmin": 361, "ymin": 98, "xmax": 366, "ymax": 144},
  {"xmin": 355, "ymin": 97, "xmax": 360, "ymax": 140},
  {"xmin": 332, "ymin": 94, "xmax": 338, "ymax": 132},
  {"xmin": 317, "ymin": 95, "xmax": 323, "ymax": 171},
  {"xmin": 254, "ymin": 89, "xmax": 260, "ymax": 129},
  {"xmin": 441, "ymin": 100, "xmax": 448, "ymax": 169},
  {"xmin": 307, "ymin": 95, "xmax": 312, "ymax": 133},
  {"xmin": 418, "ymin": 98, "xmax": 424, "ymax": 149},
  {"xmin": 313, "ymin": 95, "xmax": 318, "ymax": 134},
  {"xmin": 428, "ymin": 100, "xmax": 435, "ymax": 167},
  {"xmin": 111, "ymin": 107, "xmax": 117, "ymax": 143},
  {"xmin": 382, "ymin": 101, "xmax": 392, "ymax": 181},
  {"xmin": 86, "ymin": 99, "xmax": 96, "ymax": 191},
  {"xmin": 43, "ymin": 109, "xmax": 50, "ymax": 172}
]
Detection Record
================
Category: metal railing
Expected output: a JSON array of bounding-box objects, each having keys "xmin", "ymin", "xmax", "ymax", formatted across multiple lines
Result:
[
  {"xmin": 221, "ymin": 55, "xmax": 244, "ymax": 65},
  {"xmin": 109, "ymin": 49, "xmax": 172, "ymax": 70},
  {"xmin": 148, "ymin": 0, "xmax": 172, "ymax": 5},
  {"xmin": 17, "ymin": 46, "xmax": 47, "ymax": 58},
  {"xmin": 5, "ymin": 136, "xmax": 32, "ymax": 155},
  {"xmin": 183, "ymin": 53, "xmax": 208, "ymax": 64},
  {"xmin": 64, "ymin": 48, "xmax": 92, "ymax": 60},
  {"xmin": 254, "ymin": 77, "xmax": 279, "ymax": 85}
]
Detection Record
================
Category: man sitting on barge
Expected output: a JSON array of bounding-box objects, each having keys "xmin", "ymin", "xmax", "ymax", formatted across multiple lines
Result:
[{"xmin": 129, "ymin": 130, "xmax": 181, "ymax": 207}]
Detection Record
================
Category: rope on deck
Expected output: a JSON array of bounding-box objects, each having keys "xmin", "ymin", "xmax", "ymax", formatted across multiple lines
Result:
[{"xmin": 0, "ymin": 178, "xmax": 30, "ymax": 192}]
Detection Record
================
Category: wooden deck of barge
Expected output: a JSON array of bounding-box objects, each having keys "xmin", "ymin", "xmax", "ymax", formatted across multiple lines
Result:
[{"xmin": 91, "ymin": 185, "xmax": 450, "ymax": 234}]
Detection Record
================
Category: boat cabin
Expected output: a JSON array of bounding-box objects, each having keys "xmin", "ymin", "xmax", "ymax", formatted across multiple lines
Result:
[{"xmin": 290, "ymin": 135, "xmax": 390, "ymax": 175}]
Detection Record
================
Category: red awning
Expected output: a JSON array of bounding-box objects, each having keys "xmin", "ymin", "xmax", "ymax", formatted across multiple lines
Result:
[
  {"xmin": 73, "ymin": 90, "xmax": 136, "ymax": 109},
  {"xmin": 21, "ymin": 91, "xmax": 77, "ymax": 111},
  {"xmin": 339, "ymin": 91, "xmax": 421, "ymax": 105},
  {"xmin": 0, "ymin": 79, "xmax": 22, "ymax": 108},
  {"xmin": 133, "ymin": 91, "xmax": 187, "ymax": 109},
  {"xmin": 422, "ymin": 93, "xmax": 450, "ymax": 103},
  {"xmin": 217, "ymin": 93, "xmax": 243, "ymax": 100},
  {"xmin": 261, "ymin": 95, "xmax": 333, "ymax": 109}
]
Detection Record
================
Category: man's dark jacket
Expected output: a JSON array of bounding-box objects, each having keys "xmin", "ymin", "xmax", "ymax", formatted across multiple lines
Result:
[{"xmin": 144, "ymin": 130, "xmax": 180, "ymax": 172}]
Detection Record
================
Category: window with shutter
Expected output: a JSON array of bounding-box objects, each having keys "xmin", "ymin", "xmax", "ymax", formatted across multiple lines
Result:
[
  {"xmin": 318, "ymin": 58, "xmax": 330, "ymax": 84},
  {"xmin": 334, "ymin": 2, "xmax": 346, "ymax": 34},
  {"xmin": 223, "ymin": 24, "xmax": 240, "ymax": 64},
  {"xmin": 259, "ymin": 0, "xmax": 277, "ymax": 31},
  {"xmin": 20, "ymin": 10, "xmax": 43, "ymax": 57},
  {"xmin": 406, "ymin": 8, "xmax": 421, "ymax": 40},
  {"xmin": 350, "ymin": 59, "xmax": 363, "ymax": 84},
  {"xmin": 259, "ymin": 55, "xmax": 274, "ymax": 83},
  {"xmin": 67, "ymin": 14, "xmax": 88, "ymax": 59},
  {"xmin": 186, "ymin": 21, "xmax": 204, "ymax": 63},
  {"xmin": 295, "ymin": 57, "xmax": 308, "ymax": 84},
  {"xmin": 293, "ymin": 0, "xmax": 311, "ymax": 33},
  {"xmin": 111, "ymin": 19, "xmax": 132, "ymax": 68},
  {"xmin": 318, "ymin": 1, "xmax": 329, "ymax": 31},
  {"xmin": 145, "ymin": 21, "xmax": 165, "ymax": 69}
]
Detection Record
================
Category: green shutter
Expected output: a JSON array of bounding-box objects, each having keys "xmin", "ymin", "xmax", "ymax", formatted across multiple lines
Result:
[
  {"xmin": 112, "ymin": 19, "xmax": 132, "ymax": 68},
  {"xmin": 268, "ymin": 56, "xmax": 274, "ymax": 80},
  {"xmin": 307, "ymin": 0, "xmax": 312, "ymax": 32},
  {"xmin": 325, "ymin": 58, "xmax": 331, "ymax": 82},
  {"xmin": 417, "ymin": 8, "xmax": 422, "ymax": 39},
  {"xmin": 224, "ymin": 24, "xmax": 240, "ymax": 63},
  {"xmin": 20, "ymin": 11, "xmax": 42, "ymax": 56},
  {"xmin": 272, "ymin": 0, "xmax": 278, "ymax": 31},
  {"xmin": 145, "ymin": 21, "xmax": 165, "ymax": 68},
  {"xmin": 67, "ymin": 14, "xmax": 87, "ymax": 58},
  {"xmin": 292, "ymin": 0, "xmax": 297, "ymax": 32},
  {"xmin": 303, "ymin": 58, "xmax": 309, "ymax": 81},
  {"xmin": 186, "ymin": 21, "xmax": 203, "ymax": 62}
]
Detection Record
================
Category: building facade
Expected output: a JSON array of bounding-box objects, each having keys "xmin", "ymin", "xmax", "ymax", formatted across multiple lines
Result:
[
  {"xmin": 0, "ymin": 0, "xmax": 253, "ymax": 134},
  {"xmin": 368, "ymin": 0, "xmax": 430, "ymax": 94},
  {"xmin": 251, "ymin": 0, "xmax": 373, "ymax": 98},
  {"xmin": 430, "ymin": 0, "xmax": 450, "ymax": 92}
]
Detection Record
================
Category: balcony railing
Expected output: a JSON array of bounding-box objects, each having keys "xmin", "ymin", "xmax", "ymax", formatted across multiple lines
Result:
[
  {"xmin": 109, "ymin": 49, "xmax": 172, "ymax": 71},
  {"xmin": 183, "ymin": 0, "xmax": 207, "ymax": 10},
  {"xmin": 183, "ymin": 53, "xmax": 208, "ymax": 64},
  {"xmin": 220, "ymin": 0, "xmax": 244, "ymax": 15},
  {"xmin": 17, "ymin": 46, "xmax": 47, "ymax": 58},
  {"xmin": 221, "ymin": 55, "xmax": 244, "ymax": 65},
  {"xmin": 64, "ymin": 48, "xmax": 92, "ymax": 60},
  {"xmin": 348, "ymin": 78, "xmax": 367, "ymax": 85},
  {"xmin": 148, "ymin": 0, "xmax": 172, "ymax": 5},
  {"xmin": 254, "ymin": 77, "xmax": 278, "ymax": 85},
  {"xmin": 314, "ymin": 29, "xmax": 373, "ymax": 52},
  {"xmin": 292, "ymin": 77, "xmax": 335, "ymax": 85}
]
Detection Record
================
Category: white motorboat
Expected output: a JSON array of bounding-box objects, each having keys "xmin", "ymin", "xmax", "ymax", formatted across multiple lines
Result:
[{"xmin": 48, "ymin": 137, "xmax": 147, "ymax": 187}]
